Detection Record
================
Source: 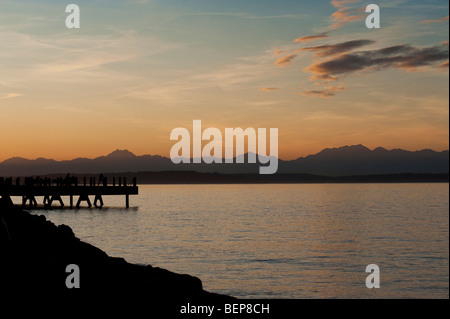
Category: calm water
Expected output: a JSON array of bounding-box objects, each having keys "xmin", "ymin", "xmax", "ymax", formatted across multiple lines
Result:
[{"xmin": 24, "ymin": 183, "xmax": 449, "ymax": 299}]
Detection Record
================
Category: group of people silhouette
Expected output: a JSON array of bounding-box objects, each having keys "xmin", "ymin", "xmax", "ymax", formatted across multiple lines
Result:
[
  {"xmin": 0, "ymin": 174, "xmax": 107, "ymax": 187},
  {"xmin": 0, "ymin": 174, "xmax": 136, "ymax": 188}
]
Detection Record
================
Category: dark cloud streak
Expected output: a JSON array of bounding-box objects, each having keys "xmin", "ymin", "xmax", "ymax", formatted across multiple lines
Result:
[
  {"xmin": 301, "ymin": 85, "xmax": 348, "ymax": 98},
  {"xmin": 306, "ymin": 42, "xmax": 449, "ymax": 81},
  {"xmin": 297, "ymin": 39, "xmax": 375, "ymax": 56}
]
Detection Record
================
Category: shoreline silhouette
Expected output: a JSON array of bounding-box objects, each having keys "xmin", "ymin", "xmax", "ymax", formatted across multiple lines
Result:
[{"xmin": 0, "ymin": 197, "xmax": 234, "ymax": 306}]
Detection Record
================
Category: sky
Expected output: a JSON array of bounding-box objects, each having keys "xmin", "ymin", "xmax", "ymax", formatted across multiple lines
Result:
[{"xmin": 0, "ymin": 0, "xmax": 448, "ymax": 161}]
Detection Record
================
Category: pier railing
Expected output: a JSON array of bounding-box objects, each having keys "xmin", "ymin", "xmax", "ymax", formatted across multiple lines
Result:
[{"xmin": 0, "ymin": 176, "xmax": 138, "ymax": 208}]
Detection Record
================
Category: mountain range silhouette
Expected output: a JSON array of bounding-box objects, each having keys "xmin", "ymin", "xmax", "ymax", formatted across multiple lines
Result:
[{"xmin": 0, "ymin": 145, "xmax": 448, "ymax": 176}]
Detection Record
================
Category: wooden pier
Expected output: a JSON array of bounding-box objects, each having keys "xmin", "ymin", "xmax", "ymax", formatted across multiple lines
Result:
[{"xmin": 0, "ymin": 176, "xmax": 138, "ymax": 209}]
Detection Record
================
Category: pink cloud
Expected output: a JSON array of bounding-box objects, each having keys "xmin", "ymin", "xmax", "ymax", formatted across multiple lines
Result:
[
  {"xmin": 421, "ymin": 16, "xmax": 449, "ymax": 24},
  {"xmin": 274, "ymin": 54, "xmax": 297, "ymax": 67},
  {"xmin": 294, "ymin": 34, "xmax": 328, "ymax": 43},
  {"xmin": 260, "ymin": 87, "xmax": 280, "ymax": 92}
]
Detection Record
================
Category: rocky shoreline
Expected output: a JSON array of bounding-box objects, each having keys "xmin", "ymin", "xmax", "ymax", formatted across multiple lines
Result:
[{"xmin": 0, "ymin": 197, "xmax": 233, "ymax": 306}]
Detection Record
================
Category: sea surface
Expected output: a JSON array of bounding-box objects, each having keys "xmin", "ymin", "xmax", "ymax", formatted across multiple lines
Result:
[{"xmin": 24, "ymin": 183, "xmax": 449, "ymax": 299}]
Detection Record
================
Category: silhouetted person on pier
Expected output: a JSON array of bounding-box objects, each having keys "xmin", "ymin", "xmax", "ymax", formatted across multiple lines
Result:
[
  {"xmin": 65, "ymin": 174, "xmax": 71, "ymax": 186},
  {"xmin": 98, "ymin": 173, "xmax": 104, "ymax": 186}
]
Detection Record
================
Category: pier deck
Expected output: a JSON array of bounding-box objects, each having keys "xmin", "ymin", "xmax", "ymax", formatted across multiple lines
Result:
[{"xmin": 0, "ymin": 176, "xmax": 138, "ymax": 208}]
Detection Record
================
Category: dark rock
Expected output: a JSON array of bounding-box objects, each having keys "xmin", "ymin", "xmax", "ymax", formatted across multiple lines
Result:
[{"xmin": 0, "ymin": 197, "xmax": 234, "ymax": 309}]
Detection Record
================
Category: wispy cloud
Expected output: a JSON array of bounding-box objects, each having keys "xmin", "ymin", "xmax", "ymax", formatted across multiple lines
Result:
[
  {"xmin": 301, "ymin": 90, "xmax": 334, "ymax": 98},
  {"xmin": 421, "ymin": 15, "xmax": 449, "ymax": 24},
  {"xmin": 305, "ymin": 42, "xmax": 449, "ymax": 82},
  {"xmin": 248, "ymin": 100, "xmax": 287, "ymax": 106},
  {"xmin": 1, "ymin": 93, "xmax": 22, "ymax": 99},
  {"xmin": 184, "ymin": 12, "xmax": 303, "ymax": 20},
  {"xmin": 301, "ymin": 85, "xmax": 348, "ymax": 98},
  {"xmin": 328, "ymin": 0, "xmax": 365, "ymax": 30},
  {"xmin": 43, "ymin": 106, "xmax": 103, "ymax": 114},
  {"xmin": 297, "ymin": 39, "xmax": 375, "ymax": 57},
  {"xmin": 274, "ymin": 54, "xmax": 297, "ymax": 67},
  {"xmin": 259, "ymin": 87, "xmax": 280, "ymax": 92},
  {"xmin": 330, "ymin": 0, "xmax": 361, "ymax": 7},
  {"xmin": 294, "ymin": 34, "xmax": 328, "ymax": 43},
  {"xmin": 439, "ymin": 60, "xmax": 449, "ymax": 69},
  {"xmin": 0, "ymin": 29, "xmax": 179, "ymax": 85},
  {"xmin": 123, "ymin": 53, "xmax": 276, "ymax": 103}
]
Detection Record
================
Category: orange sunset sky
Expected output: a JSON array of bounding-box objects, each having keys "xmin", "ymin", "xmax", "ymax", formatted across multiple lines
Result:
[{"xmin": 0, "ymin": 0, "xmax": 448, "ymax": 161}]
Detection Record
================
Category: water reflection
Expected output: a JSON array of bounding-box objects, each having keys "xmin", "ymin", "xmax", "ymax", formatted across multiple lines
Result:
[{"xmin": 29, "ymin": 183, "xmax": 449, "ymax": 298}]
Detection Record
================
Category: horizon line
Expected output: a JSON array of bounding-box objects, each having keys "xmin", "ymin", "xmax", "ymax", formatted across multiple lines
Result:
[{"xmin": 1, "ymin": 144, "xmax": 449, "ymax": 163}]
